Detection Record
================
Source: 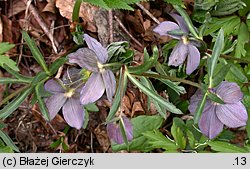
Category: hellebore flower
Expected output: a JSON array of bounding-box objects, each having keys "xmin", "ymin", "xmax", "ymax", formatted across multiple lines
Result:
[
  {"xmin": 153, "ymin": 13, "xmax": 200, "ymax": 75},
  {"xmin": 68, "ymin": 34, "xmax": 116, "ymax": 105},
  {"xmin": 44, "ymin": 79, "xmax": 84, "ymax": 129},
  {"xmin": 107, "ymin": 117, "xmax": 133, "ymax": 144},
  {"xmin": 188, "ymin": 81, "xmax": 248, "ymax": 139}
]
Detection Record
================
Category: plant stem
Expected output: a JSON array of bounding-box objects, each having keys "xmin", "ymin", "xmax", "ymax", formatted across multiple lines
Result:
[
  {"xmin": 135, "ymin": 73, "xmax": 201, "ymax": 89},
  {"xmin": 0, "ymin": 85, "xmax": 30, "ymax": 107},
  {"xmin": 207, "ymin": 49, "xmax": 250, "ymax": 64}
]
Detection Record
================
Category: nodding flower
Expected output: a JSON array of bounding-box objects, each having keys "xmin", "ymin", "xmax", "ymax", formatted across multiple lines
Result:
[{"xmin": 153, "ymin": 13, "xmax": 200, "ymax": 75}]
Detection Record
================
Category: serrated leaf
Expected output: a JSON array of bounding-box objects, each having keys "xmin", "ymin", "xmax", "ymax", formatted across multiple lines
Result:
[
  {"xmin": 132, "ymin": 115, "xmax": 163, "ymax": 138},
  {"xmin": 143, "ymin": 130, "xmax": 178, "ymax": 151},
  {"xmin": 111, "ymin": 115, "xmax": 164, "ymax": 152},
  {"xmin": 0, "ymin": 55, "xmax": 19, "ymax": 72},
  {"xmin": 235, "ymin": 22, "xmax": 249, "ymax": 58},
  {"xmin": 203, "ymin": 16, "xmax": 240, "ymax": 36},
  {"xmin": 171, "ymin": 119, "xmax": 186, "ymax": 149},
  {"xmin": 208, "ymin": 141, "xmax": 248, "ymax": 153}
]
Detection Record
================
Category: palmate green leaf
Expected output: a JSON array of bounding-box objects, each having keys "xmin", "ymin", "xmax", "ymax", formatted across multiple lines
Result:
[
  {"xmin": 111, "ymin": 115, "xmax": 164, "ymax": 152},
  {"xmin": 171, "ymin": 122, "xmax": 186, "ymax": 149},
  {"xmin": 143, "ymin": 130, "xmax": 178, "ymax": 152},
  {"xmin": 0, "ymin": 130, "xmax": 19, "ymax": 152},
  {"xmin": 132, "ymin": 115, "xmax": 163, "ymax": 138},
  {"xmin": 82, "ymin": 0, "xmax": 147, "ymax": 10},
  {"xmin": 84, "ymin": 103, "xmax": 99, "ymax": 112},
  {"xmin": 195, "ymin": 0, "xmax": 219, "ymax": 10},
  {"xmin": 226, "ymin": 63, "xmax": 248, "ymax": 83},
  {"xmin": 235, "ymin": 22, "xmax": 249, "ymax": 58},
  {"xmin": 208, "ymin": 141, "xmax": 248, "ymax": 153},
  {"xmin": 207, "ymin": 28, "xmax": 224, "ymax": 87},
  {"xmin": 0, "ymin": 42, "xmax": 15, "ymax": 55},
  {"xmin": 126, "ymin": 72, "xmax": 183, "ymax": 114},
  {"xmin": 202, "ymin": 16, "xmax": 240, "ymax": 36},
  {"xmin": 0, "ymin": 55, "xmax": 19, "ymax": 72},
  {"xmin": 0, "ymin": 87, "xmax": 33, "ymax": 119},
  {"xmin": 0, "ymin": 78, "xmax": 31, "ymax": 84},
  {"xmin": 22, "ymin": 31, "xmax": 49, "ymax": 74},
  {"xmin": 119, "ymin": 118, "xmax": 129, "ymax": 149}
]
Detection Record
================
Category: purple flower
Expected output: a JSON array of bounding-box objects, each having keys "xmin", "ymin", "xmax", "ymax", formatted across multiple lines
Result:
[
  {"xmin": 68, "ymin": 34, "xmax": 116, "ymax": 105},
  {"xmin": 107, "ymin": 117, "xmax": 133, "ymax": 144},
  {"xmin": 188, "ymin": 81, "xmax": 248, "ymax": 139},
  {"xmin": 44, "ymin": 79, "xmax": 84, "ymax": 129},
  {"xmin": 153, "ymin": 13, "xmax": 200, "ymax": 75}
]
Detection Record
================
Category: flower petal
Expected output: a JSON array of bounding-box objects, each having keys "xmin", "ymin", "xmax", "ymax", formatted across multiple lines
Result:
[
  {"xmin": 186, "ymin": 44, "xmax": 200, "ymax": 75},
  {"xmin": 102, "ymin": 69, "xmax": 116, "ymax": 103},
  {"xmin": 198, "ymin": 105, "xmax": 224, "ymax": 139},
  {"xmin": 215, "ymin": 81, "xmax": 243, "ymax": 104},
  {"xmin": 169, "ymin": 13, "xmax": 189, "ymax": 33},
  {"xmin": 188, "ymin": 89, "xmax": 203, "ymax": 114},
  {"xmin": 153, "ymin": 21, "xmax": 181, "ymax": 39},
  {"xmin": 45, "ymin": 93, "xmax": 67, "ymax": 120},
  {"xmin": 122, "ymin": 117, "xmax": 133, "ymax": 141},
  {"xmin": 216, "ymin": 102, "xmax": 248, "ymax": 128},
  {"xmin": 80, "ymin": 73, "xmax": 105, "ymax": 105},
  {"xmin": 84, "ymin": 34, "xmax": 108, "ymax": 64},
  {"xmin": 107, "ymin": 117, "xmax": 133, "ymax": 144},
  {"xmin": 68, "ymin": 48, "xmax": 99, "ymax": 72},
  {"xmin": 62, "ymin": 98, "xmax": 84, "ymax": 129},
  {"xmin": 44, "ymin": 79, "xmax": 64, "ymax": 94},
  {"xmin": 107, "ymin": 123, "xmax": 122, "ymax": 144},
  {"xmin": 168, "ymin": 42, "xmax": 188, "ymax": 66}
]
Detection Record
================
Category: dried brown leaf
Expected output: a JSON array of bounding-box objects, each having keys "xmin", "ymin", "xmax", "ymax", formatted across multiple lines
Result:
[{"xmin": 131, "ymin": 101, "xmax": 145, "ymax": 117}]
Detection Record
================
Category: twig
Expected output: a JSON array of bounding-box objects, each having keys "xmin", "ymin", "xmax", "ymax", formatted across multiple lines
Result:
[
  {"xmin": 136, "ymin": 3, "xmax": 160, "ymax": 24},
  {"xmin": 114, "ymin": 15, "xmax": 144, "ymax": 49},
  {"xmin": 108, "ymin": 10, "xmax": 113, "ymax": 43},
  {"xmin": 22, "ymin": 0, "xmax": 59, "ymax": 53}
]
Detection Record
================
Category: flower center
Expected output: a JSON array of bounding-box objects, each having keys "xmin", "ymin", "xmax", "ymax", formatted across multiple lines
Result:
[
  {"xmin": 64, "ymin": 88, "xmax": 75, "ymax": 98},
  {"xmin": 97, "ymin": 61, "xmax": 105, "ymax": 73},
  {"xmin": 181, "ymin": 36, "xmax": 189, "ymax": 45}
]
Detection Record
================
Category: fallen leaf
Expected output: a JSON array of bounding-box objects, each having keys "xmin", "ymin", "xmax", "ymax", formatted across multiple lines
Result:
[
  {"xmin": 43, "ymin": 0, "xmax": 56, "ymax": 13},
  {"xmin": 94, "ymin": 125, "xmax": 110, "ymax": 152},
  {"xmin": 131, "ymin": 101, "xmax": 145, "ymax": 117},
  {"xmin": 7, "ymin": 0, "xmax": 26, "ymax": 18},
  {"xmin": 55, "ymin": 0, "xmax": 97, "ymax": 32}
]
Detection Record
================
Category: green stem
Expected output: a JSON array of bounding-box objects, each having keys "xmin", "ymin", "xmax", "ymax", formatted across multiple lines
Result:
[
  {"xmin": 135, "ymin": 73, "xmax": 201, "ymax": 89},
  {"xmin": 207, "ymin": 49, "xmax": 250, "ymax": 64},
  {"xmin": 0, "ymin": 85, "xmax": 30, "ymax": 107}
]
